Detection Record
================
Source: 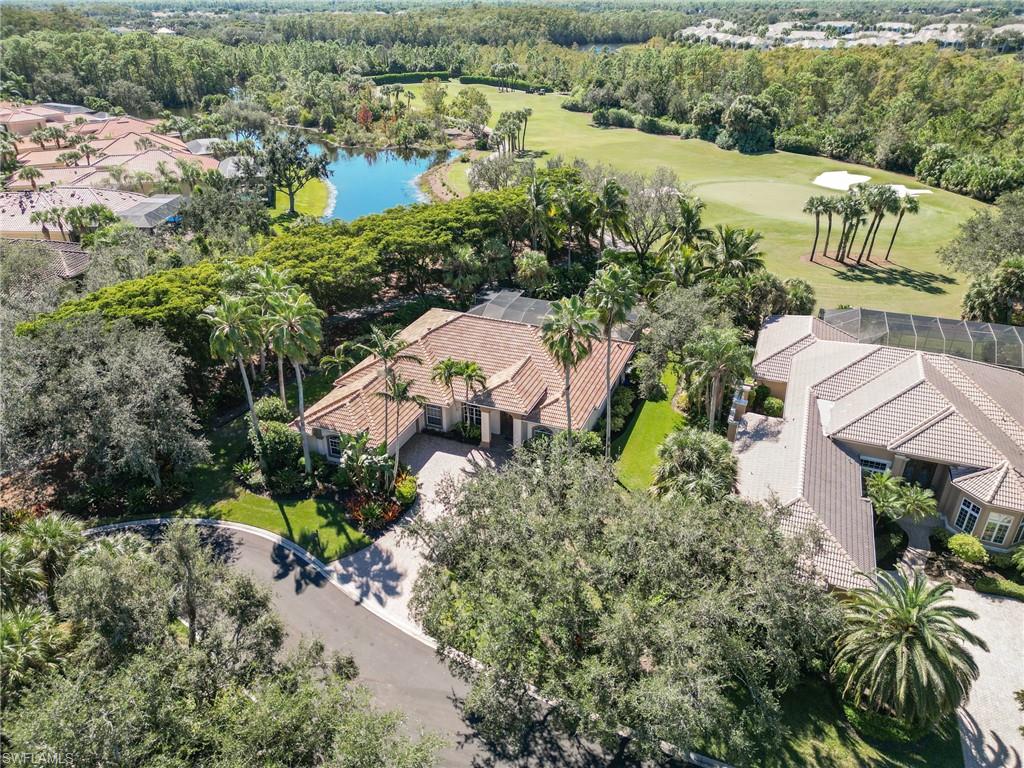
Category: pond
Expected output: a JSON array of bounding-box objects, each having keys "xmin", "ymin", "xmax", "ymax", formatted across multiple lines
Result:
[{"xmin": 309, "ymin": 145, "xmax": 456, "ymax": 221}]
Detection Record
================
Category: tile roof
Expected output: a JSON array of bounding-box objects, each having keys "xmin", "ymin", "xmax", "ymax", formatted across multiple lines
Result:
[
  {"xmin": 0, "ymin": 238, "xmax": 90, "ymax": 279},
  {"xmin": 951, "ymin": 462, "xmax": 1024, "ymax": 513},
  {"xmin": 739, "ymin": 312, "xmax": 1024, "ymax": 587},
  {"xmin": 305, "ymin": 309, "xmax": 634, "ymax": 446},
  {"xmin": 780, "ymin": 499, "xmax": 872, "ymax": 590},
  {"xmin": 0, "ymin": 188, "xmax": 181, "ymax": 234}
]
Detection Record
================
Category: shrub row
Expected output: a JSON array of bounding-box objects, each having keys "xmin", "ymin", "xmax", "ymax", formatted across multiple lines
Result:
[
  {"xmin": 458, "ymin": 75, "xmax": 544, "ymax": 92},
  {"xmin": 371, "ymin": 71, "xmax": 451, "ymax": 85}
]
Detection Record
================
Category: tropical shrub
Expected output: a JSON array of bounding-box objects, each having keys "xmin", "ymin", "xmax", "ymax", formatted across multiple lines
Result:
[
  {"xmin": 250, "ymin": 421, "xmax": 303, "ymax": 474},
  {"xmin": 677, "ymin": 123, "xmax": 698, "ymax": 139},
  {"xmin": 349, "ymin": 495, "xmax": 401, "ymax": 531},
  {"xmin": 948, "ymin": 533, "xmax": 989, "ymax": 565},
  {"xmin": 1013, "ymin": 546, "xmax": 1024, "ymax": 576},
  {"xmin": 395, "ymin": 474, "xmax": 418, "ymax": 506},
  {"xmin": 653, "ymin": 426, "xmax": 737, "ymax": 501},
  {"xmin": 749, "ymin": 384, "xmax": 770, "ymax": 412},
  {"xmin": 268, "ymin": 468, "xmax": 305, "ymax": 495},
  {"xmin": 762, "ymin": 396, "xmax": 783, "ymax": 417},
  {"xmin": 253, "ymin": 396, "xmax": 292, "ymax": 424},
  {"xmin": 233, "ymin": 458, "xmax": 260, "ymax": 483},
  {"xmin": 974, "ymin": 575, "xmax": 1024, "ymax": 601}
]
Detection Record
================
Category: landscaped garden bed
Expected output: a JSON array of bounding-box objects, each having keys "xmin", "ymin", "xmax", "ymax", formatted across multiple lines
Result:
[{"xmin": 924, "ymin": 528, "xmax": 1024, "ymax": 600}]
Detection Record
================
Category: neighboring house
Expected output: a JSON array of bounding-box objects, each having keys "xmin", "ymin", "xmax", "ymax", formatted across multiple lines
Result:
[
  {"xmin": 0, "ymin": 187, "xmax": 181, "ymax": 239},
  {"xmin": 7, "ymin": 148, "xmax": 217, "ymax": 192},
  {"xmin": 0, "ymin": 104, "xmax": 68, "ymax": 136},
  {"xmin": 0, "ymin": 237, "xmax": 90, "ymax": 279},
  {"xmin": 302, "ymin": 299, "xmax": 634, "ymax": 460},
  {"xmin": 731, "ymin": 315, "xmax": 1024, "ymax": 589}
]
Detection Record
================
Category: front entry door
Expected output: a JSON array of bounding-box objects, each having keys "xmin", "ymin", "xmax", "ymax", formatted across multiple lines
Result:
[
  {"xmin": 903, "ymin": 459, "xmax": 938, "ymax": 489},
  {"xmin": 500, "ymin": 411, "xmax": 514, "ymax": 440}
]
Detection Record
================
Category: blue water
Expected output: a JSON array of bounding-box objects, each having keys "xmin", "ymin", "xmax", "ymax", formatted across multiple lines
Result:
[{"xmin": 309, "ymin": 145, "xmax": 455, "ymax": 221}]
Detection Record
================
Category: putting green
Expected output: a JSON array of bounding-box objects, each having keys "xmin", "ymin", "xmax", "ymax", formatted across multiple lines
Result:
[{"xmin": 414, "ymin": 82, "xmax": 985, "ymax": 316}]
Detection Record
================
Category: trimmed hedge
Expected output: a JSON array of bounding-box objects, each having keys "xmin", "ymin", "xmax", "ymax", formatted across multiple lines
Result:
[
  {"xmin": 371, "ymin": 71, "xmax": 451, "ymax": 85},
  {"xmin": 975, "ymin": 575, "xmax": 1024, "ymax": 601},
  {"xmin": 458, "ymin": 75, "xmax": 544, "ymax": 92}
]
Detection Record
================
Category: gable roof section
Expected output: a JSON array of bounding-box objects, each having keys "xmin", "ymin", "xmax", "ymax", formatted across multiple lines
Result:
[
  {"xmin": 780, "ymin": 499, "xmax": 872, "ymax": 590},
  {"xmin": 951, "ymin": 463, "xmax": 1024, "ymax": 513},
  {"xmin": 812, "ymin": 346, "xmax": 914, "ymax": 401},
  {"xmin": 471, "ymin": 357, "xmax": 547, "ymax": 415}
]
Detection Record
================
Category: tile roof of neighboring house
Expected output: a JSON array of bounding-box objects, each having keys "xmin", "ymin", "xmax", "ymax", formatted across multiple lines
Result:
[
  {"xmin": 739, "ymin": 312, "xmax": 1024, "ymax": 587},
  {"xmin": 304, "ymin": 308, "xmax": 634, "ymax": 447},
  {"xmin": 0, "ymin": 187, "xmax": 180, "ymax": 234},
  {"xmin": 951, "ymin": 463, "xmax": 1024, "ymax": 513},
  {"xmin": 0, "ymin": 237, "xmax": 90, "ymax": 279},
  {"xmin": 16, "ymin": 132, "xmax": 187, "ymax": 168},
  {"xmin": 7, "ymin": 150, "xmax": 218, "ymax": 191}
]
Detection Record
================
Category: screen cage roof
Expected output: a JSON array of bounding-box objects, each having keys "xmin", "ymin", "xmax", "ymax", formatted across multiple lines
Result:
[{"xmin": 820, "ymin": 308, "xmax": 1024, "ymax": 370}]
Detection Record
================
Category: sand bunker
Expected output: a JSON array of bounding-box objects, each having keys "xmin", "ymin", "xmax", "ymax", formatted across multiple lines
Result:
[
  {"xmin": 813, "ymin": 170, "xmax": 871, "ymax": 190},
  {"xmin": 813, "ymin": 170, "xmax": 932, "ymax": 197}
]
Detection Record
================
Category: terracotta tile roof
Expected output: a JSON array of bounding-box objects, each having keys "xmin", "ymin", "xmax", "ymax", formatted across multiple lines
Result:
[
  {"xmin": 471, "ymin": 357, "xmax": 547, "ymax": 415},
  {"xmin": 812, "ymin": 346, "xmax": 914, "ymax": 401},
  {"xmin": 830, "ymin": 380, "xmax": 946, "ymax": 446},
  {"xmin": 305, "ymin": 309, "xmax": 634, "ymax": 446},
  {"xmin": 952, "ymin": 462, "xmax": 1024, "ymax": 513},
  {"xmin": 781, "ymin": 499, "xmax": 872, "ymax": 590},
  {"xmin": 753, "ymin": 314, "xmax": 856, "ymax": 371},
  {"xmin": 0, "ymin": 187, "xmax": 181, "ymax": 235}
]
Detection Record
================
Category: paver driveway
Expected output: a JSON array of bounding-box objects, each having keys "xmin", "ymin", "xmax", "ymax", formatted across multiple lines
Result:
[
  {"xmin": 955, "ymin": 587, "xmax": 1024, "ymax": 768},
  {"xmin": 328, "ymin": 434, "xmax": 506, "ymax": 637}
]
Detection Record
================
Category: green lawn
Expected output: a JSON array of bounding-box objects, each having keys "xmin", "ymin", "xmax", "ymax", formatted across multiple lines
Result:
[
  {"xmin": 613, "ymin": 369, "xmax": 683, "ymax": 491},
  {"xmin": 270, "ymin": 178, "xmax": 330, "ymax": 228},
  {"xmin": 106, "ymin": 369, "xmax": 371, "ymax": 563},
  {"xmin": 412, "ymin": 82, "xmax": 985, "ymax": 316},
  {"xmin": 762, "ymin": 679, "xmax": 963, "ymax": 768}
]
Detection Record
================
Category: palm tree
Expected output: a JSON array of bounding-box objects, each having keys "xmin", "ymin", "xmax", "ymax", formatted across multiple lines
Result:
[
  {"xmin": 833, "ymin": 568, "xmax": 987, "ymax": 728},
  {"xmin": 679, "ymin": 326, "xmax": 752, "ymax": 430},
  {"xmin": 656, "ymin": 245, "xmax": 705, "ymax": 290},
  {"xmin": 562, "ymin": 187, "xmax": 596, "ymax": 266},
  {"xmin": 803, "ymin": 195, "xmax": 826, "ymax": 262},
  {"xmin": 541, "ymin": 296, "xmax": 599, "ymax": 448},
  {"xmin": 29, "ymin": 128, "xmax": 48, "ymax": 150},
  {"xmin": 430, "ymin": 357, "xmax": 462, "ymax": 403},
  {"xmin": 320, "ymin": 341, "xmax": 355, "ymax": 381},
  {"xmin": 820, "ymin": 196, "xmax": 838, "ymax": 259},
  {"xmin": 0, "ymin": 607, "xmax": 66, "ymax": 697},
  {"xmin": 202, "ymin": 295, "xmax": 264, "ymax": 453},
  {"xmin": 586, "ymin": 265, "xmax": 639, "ymax": 457},
  {"xmin": 355, "ymin": 326, "xmax": 422, "ymax": 452},
  {"xmin": 593, "ymin": 177, "xmax": 628, "ymax": 249},
  {"xmin": 858, "ymin": 185, "xmax": 900, "ymax": 263},
  {"xmin": 653, "ymin": 426, "xmax": 737, "ymax": 501},
  {"xmin": 249, "ymin": 265, "xmax": 297, "ymax": 402},
  {"xmin": 526, "ymin": 177, "xmax": 559, "ymax": 251},
  {"xmin": 17, "ymin": 165, "xmax": 43, "ymax": 191},
  {"xmin": 837, "ymin": 193, "xmax": 868, "ymax": 263},
  {"xmin": 267, "ymin": 289, "xmax": 326, "ymax": 476},
  {"xmin": 867, "ymin": 469, "xmax": 904, "ymax": 523},
  {"xmin": 700, "ymin": 224, "xmax": 765, "ymax": 278},
  {"xmin": 77, "ymin": 142, "xmax": 98, "ymax": 164},
  {"xmin": 0, "ymin": 539, "xmax": 45, "ymax": 610},
  {"xmin": 884, "ymin": 195, "xmax": 920, "ymax": 262},
  {"xmin": 378, "ymin": 373, "xmax": 427, "ymax": 479},
  {"xmin": 18, "ymin": 513, "xmax": 84, "ymax": 608},
  {"xmin": 459, "ymin": 360, "xmax": 487, "ymax": 402},
  {"xmin": 663, "ymin": 196, "xmax": 712, "ymax": 255},
  {"xmin": 897, "ymin": 483, "xmax": 937, "ymax": 523}
]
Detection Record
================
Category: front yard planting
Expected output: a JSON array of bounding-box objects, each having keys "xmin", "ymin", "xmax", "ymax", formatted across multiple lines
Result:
[{"xmin": 613, "ymin": 368, "xmax": 684, "ymax": 491}]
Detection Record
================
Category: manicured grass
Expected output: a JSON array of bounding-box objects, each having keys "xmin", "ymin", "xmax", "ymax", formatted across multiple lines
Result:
[
  {"xmin": 613, "ymin": 369, "xmax": 684, "ymax": 491},
  {"xmin": 412, "ymin": 83, "xmax": 985, "ymax": 316},
  {"xmin": 974, "ymin": 574, "xmax": 1024, "ymax": 600},
  {"xmin": 760, "ymin": 678, "xmax": 963, "ymax": 768},
  {"xmin": 104, "ymin": 369, "xmax": 371, "ymax": 562},
  {"xmin": 270, "ymin": 178, "xmax": 330, "ymax": 227}
]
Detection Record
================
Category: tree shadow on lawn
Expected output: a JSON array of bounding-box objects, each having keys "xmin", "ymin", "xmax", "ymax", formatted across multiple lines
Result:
[{"xmin": 820, "ymin": 258, "xmax": 956, "ymax": 296}]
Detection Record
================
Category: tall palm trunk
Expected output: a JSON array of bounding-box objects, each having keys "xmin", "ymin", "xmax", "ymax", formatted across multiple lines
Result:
[
  {"xmin": 847, "ymin": 219, "xmax": 863, "ymax": 263},
  {"xmin": 563, "ymin": 366, "xmax": 573, "ymax": 450},
  {"xmin": 293, "ymin": 362, "xmax": 312, "ymax": 475},
  {"xmin": 604, "ymin": 327, "xmax": 613, "ymax": 458},
  {"xmin": 857, "ymin": 214, "xmax": 878, "ymax": 263},
  {"xmin": 238, "ymin": 357, "xmax": 266, "ymax": 471},
  {"xmin": 810, "ymin": 213, "xmax": 820, "ymax": 262},
  {"xmin": 277, "ymin": 355, "xmax": 287, "ymax": 403},
  {"xmin": 884, "ymin": 212, "xmax": 905, "ymax": 261},
  {"xmin": 393, "ymin": 400, "xmax": 402, "ymax": 482},
  {"xmin": 382, "ymin": 362, "xmax": 390, "ymax": 452},
  {"xmin": 708, "ymin": 373, "xmax": 722, "ymax": 429},
  {"xmin": 866, "ymin": 215, "xmax": 885, "ymax": 260}
]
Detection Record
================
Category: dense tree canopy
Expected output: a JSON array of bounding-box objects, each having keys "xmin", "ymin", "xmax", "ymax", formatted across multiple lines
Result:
[{"xmin": 408, "ymin": 444, "xmax": 840, "ymax": 763}]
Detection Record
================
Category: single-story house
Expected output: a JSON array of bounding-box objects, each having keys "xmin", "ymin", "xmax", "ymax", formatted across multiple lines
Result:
[
  {"xmin": 0, "ymin": 187, "xmax": 181, "ymax": 239},
  {"xmin": 302, "ymin": 297, "xmax": 635, "ymax": 459},
  {"xmin": 731, "ymin": 314, "xmax": 1024, "ymax": 589}
]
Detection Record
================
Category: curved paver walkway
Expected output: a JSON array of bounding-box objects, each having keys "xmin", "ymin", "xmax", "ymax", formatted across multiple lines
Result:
[
  {"xmin": 328, "ymin": 434, "xmax": 507, "ymax": 635},
  {"xmin": 954, "ymin": 587, "xmax": 1024, "ymax": 768}
]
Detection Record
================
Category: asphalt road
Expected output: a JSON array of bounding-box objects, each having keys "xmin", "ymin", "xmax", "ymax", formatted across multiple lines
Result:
[{"xmin": 209, "ymin": 527, "xmax": 618, "ymax": 768}]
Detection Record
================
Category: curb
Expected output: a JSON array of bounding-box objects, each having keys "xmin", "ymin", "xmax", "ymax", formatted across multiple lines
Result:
[{"xmin": 86, "ymin": 517, "xmax": 437, "ymax": 650}]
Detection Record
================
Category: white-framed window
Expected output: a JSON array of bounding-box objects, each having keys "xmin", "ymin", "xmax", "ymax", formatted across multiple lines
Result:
[
  {"xmin": 955, "ymin": 497, "xmax": 981, "ymax": 534},
  {"xmin": 1013, "ymin": 519, "xmax": 1024, "ymax": 545},
  {"xmin": 424, "ymin": 404, "xmax": 443, "ymax": 430},
  {"xmin": 981, "ymin": 512, "xmax": 1012, "ymax": 545},
  {"xmin": 327, "ymin": 434, "xmax": 342, "ymax": 458},
  {"xmin": 860, "ymin": 456, "xmax": 891, "ymax": 476},
  {"xmin": 462, "ymin": 403, "xmax": 481, "ymax": 427}
]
